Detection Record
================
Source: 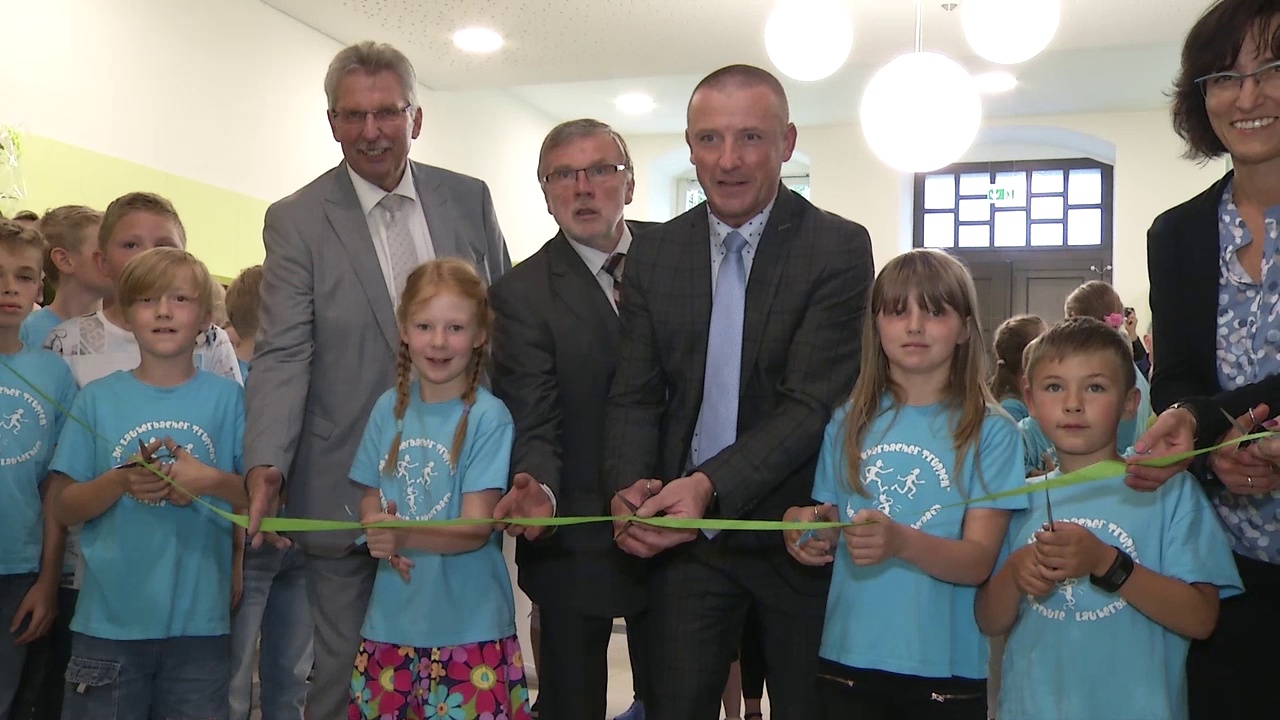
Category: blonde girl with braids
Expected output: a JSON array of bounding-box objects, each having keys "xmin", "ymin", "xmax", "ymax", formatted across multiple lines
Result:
[
  {"xmin": 348, "ymin": 259, "xmax": 529, "ymax": 720},
  {"xmin": 782, "ymin": 249, "xmax": 1027, "ymax": 720}
]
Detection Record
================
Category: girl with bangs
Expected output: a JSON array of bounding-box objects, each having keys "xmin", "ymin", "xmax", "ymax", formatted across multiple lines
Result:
[{"xmin": 784, "ymin": 249, "xmax": 1026, "ymax": 720}]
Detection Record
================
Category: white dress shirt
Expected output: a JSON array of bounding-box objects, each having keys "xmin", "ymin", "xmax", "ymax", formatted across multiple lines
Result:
[
  {"xmin": 347, "ymin": 165, "xmax": 436, "ymax": 304},
  {"xmin": 566, "ymin": 223, "xmax": 634, "ymax": 314}
]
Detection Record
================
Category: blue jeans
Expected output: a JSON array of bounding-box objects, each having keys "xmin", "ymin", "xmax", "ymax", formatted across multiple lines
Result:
[
  {"xmin": 1, "ymin": 573, "xmax": 38, "ymax": 720},
  {"xmin": 228, "ymin": 547, "xmax": 312, "ymax": 720},
  {"xmin": 61, "ymin": 633, "xmax": 229, "ymax": 720}
]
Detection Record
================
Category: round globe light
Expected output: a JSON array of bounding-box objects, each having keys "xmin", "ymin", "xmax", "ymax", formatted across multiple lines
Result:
[
  {"xmin": 764, "ymin": 0, "xmax": 854, "ymax": 82},
  {"xmin": 859, "ymin": 52, "xmax": 982, "ymax": 173},
  {"xmin": 452, "ymin": 27, "xmax": 504, "ymax": 54},
  {"xmin": 961, "ymin": 0, "xmax": 1060, "ymax": 65},
  {"xmin": 615, "ymin": 92, "xmax": 656, "ymax": 115}
]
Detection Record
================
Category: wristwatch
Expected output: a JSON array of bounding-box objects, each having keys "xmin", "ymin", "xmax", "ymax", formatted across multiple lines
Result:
[{"xmin": 1089, "ymin": 546, "xmax": 1135, "ymax": 593}]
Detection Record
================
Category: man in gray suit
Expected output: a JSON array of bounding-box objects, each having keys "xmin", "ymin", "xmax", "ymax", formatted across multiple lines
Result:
[{"xmin": 243, "ymin": 41, "xmax": 511, "ymax": 719}]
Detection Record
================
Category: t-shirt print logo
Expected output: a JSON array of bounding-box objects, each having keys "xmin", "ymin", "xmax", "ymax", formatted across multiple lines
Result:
[
  {"xmin": 1026, "ymin": 516, "xmax": 1138, "ymax": 623},
  {"xmin": 0, "ymin": 386, "xmax": 48, "ymax": 467},
  {"xmin": 388, "ymin": 438, "xmax": 452, "ymax": 521},
  {"xmin": 856, "ymin": 443, "xmax": 954, "ymax": 527}
]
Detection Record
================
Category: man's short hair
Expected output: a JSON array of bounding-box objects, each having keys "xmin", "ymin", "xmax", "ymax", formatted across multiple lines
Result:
[
  {"xmin": 12, "ymin": 210, "xmax": 39, "ymax": 223},
  {"xmin": 1024, "ymin": 317, "xmax": 1137, "ymax": 393},
  {"xmin": 38, "ymin": 205, "xmax": 102, "ymax": 288},
  {"xmin": 225, "ymin": 265, "xmax": 264, "ymax": 339},
  {"xmin": 0, "ymin": 219, "xmax": 46, "ymax": 270},
  {"xmin": 325, "ymin": 41, "xmax": 418, "ymax": 111},
  {"xmin": 117, "ymin": 247, "xmax": 217, "ymax": 318},
  {"xmin": 688, "ymin": 64, "xmax": 790, "ymax": 123},
  {"xmin": 99, "ymin": 192, "xmax": 186, "ymax": 251},
  {"xmin": 537, "ymin": 119, "xmax": 632, "ymax": 179}
]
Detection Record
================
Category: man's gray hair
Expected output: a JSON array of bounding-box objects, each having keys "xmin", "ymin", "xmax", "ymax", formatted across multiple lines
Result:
[
  {"xmin": 537, "ymin": 119, "xmax": 633, "ymax": 178},
  {"xmin": 324, "ymin": 41, "xmax": 419, "ymax": 111}
]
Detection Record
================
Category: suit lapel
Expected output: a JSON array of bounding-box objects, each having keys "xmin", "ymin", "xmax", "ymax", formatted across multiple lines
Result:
[
  {"xmin": 685, "ymin": 210, "xmax": 714, "ymax": 395},
  {"xmin": 324, "ymin": 166, "xmax": 399, "ymax": 350},
  {"xmin": 414, "ymin": 163, "xmax": 464, "ymax": 261},
  {"xmin": 548, "ymin": 234, "xmax": 618, "ymax": 346},
  {"xmin": 741, "ymin": 186, "xmax": 796, "ymax": 384}
]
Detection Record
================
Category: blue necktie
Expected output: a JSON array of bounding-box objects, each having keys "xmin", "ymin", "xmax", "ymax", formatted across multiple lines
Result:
[{"xmin": 692, "ymin": 231, "xmax": 748, "ymax": 537}]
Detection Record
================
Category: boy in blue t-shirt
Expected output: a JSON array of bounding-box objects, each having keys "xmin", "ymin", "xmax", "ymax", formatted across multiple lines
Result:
[
  {"xmin": 49, "ymin": 247, "xmax": 249, "ymax": 719},
  {"xmin": 0, "ymin": 220, "xmax": 78, "ymax": 717},
  {"xmin": 976, "ymin": 317, "xmax": 1242, "ymax": 720}
]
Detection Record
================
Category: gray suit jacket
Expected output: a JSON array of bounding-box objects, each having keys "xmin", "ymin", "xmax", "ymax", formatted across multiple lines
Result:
[{"xmin": 245, "ymin": 160, "xmax": 512, "ymax": 555}]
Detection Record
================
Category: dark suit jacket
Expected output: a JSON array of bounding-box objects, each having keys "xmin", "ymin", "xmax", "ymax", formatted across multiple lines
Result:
[
  {"xmin": 604, "ymin": 187, "xmax": 874, "ymax": 594},
  {"xmin": 490, "ymin": 220, "xmax": 655, "ymax": 617},
  {"xmin": 1148, "ymin": 170, "xmax": 1280, "ymax": 447}
]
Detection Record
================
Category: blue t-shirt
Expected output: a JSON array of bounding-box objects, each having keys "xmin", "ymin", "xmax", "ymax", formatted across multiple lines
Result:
[
  {"xmin": 237, "ymin": 358, "xmax": 249, "ymax": 381},
  {"xmin": 19, "ymin": 307, "xmax": 63, "ymax": 350},
  {"xmin": 998, "ymin": 471, "xmax": 1242, "ymax": 720},
  {"xmin": 49, "ymin": 370, "xmax": 244, "ymax": 640},
  {"xmin": 999, "ymin": 397, "xmax": 1029, "ymax": 423},
  {"xmin": 813, "ymin": 398, "xmax": 1028, "ymax": 679},
  {"xmin": 351, "ymin": 385, "xmax": 515, "ymax": 649},
  {"xmin": 0, "ymin": 346, "xmax": 77, "ymax": 575}
]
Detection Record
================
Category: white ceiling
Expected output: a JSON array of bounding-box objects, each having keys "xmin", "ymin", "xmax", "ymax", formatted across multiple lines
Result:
[{"xmin": 263, "ymin": 0, "xmax": 1214, "ymax": 133}]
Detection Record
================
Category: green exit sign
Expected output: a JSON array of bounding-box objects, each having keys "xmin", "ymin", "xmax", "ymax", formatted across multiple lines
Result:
[{"xmin": 988, "ymin": 187, "xmax": 1017, "ymax": 201}]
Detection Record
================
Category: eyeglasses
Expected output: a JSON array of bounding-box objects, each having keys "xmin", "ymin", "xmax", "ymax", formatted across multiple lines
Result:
[
  {"xmin": 540, "ymin": 164, "xmax": 629, "ymax": 186},
  {"xmin": 330, "ymin": 104, "xmax": 413, "ymax": 127},
  {"xmin": 1195, "ymin": 59, "xmax": 1280, "ymax": 98}
]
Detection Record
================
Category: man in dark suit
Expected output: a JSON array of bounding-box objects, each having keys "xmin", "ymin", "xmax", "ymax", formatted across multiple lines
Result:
[
  {"xmin": 244, "ymin": 41, "xmax": 511, "ymax": 719},
  {"xmin": 604, "ymin": 65, "xmax": 875, "ymax": 720},
  {"xmin": 491, "ymin": 119, "xmax": 651, "ymax": 720}
]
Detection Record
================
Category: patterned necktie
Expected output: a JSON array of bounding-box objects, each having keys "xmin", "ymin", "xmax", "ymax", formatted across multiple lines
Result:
[
  {"xmin": 378, "ymin": 193, "xmax": 419, "ymax": 303},
  {"xmin": 603, "ymin": 252, "xmax": 626, "ymax": 306},
  {"xmin": 692, "ymin": 231, "xmax": 748, "ymax": 537}
]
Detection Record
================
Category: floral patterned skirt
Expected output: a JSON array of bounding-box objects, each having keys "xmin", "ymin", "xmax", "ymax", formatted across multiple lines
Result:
[{"xmin": 348, "ymin": 634, "xmax": 531, "ymax": 720}]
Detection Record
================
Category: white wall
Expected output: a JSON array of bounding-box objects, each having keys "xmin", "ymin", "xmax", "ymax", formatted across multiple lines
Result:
[
  {"xmin": 626, "ymin": 110, "xmax": 1228, "ymax": 324},
  {"xmin": 0, "ymin": 0, "xmax": 557, "ymax": 260}
]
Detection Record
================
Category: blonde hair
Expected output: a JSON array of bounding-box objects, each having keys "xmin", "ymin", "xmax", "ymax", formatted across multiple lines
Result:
[
  {"xmin": 382, "ymin": 259, "xmax": 492, "ymax": 476},
  {"xmin": 225, "ymin": 265, "xmax": 264, "ymax": 339},
  {"xmin": 989, "ymin": 314, "xmax": 1046, "ymax": 401},
  {"xmin": 0, "ymin": 220, "xmax": 45, "ymax": 273},
  {"xmin": 38, "ymin": 205, "xmax": 102, "ymax": 288},
  {"xmin": 117, "ymin": 247, "xmax": 217, "ymax": 318},
  {"xmin": 1064, "ymin": 280, "xmax": 1124, "ymax": 323},
  {"xmin": 99, "ymin": 192, "xmax": 186, "ymax": 251},
  {"xmin": 843, "ymin": 249, "xmax": 993, "ymax": 496}
]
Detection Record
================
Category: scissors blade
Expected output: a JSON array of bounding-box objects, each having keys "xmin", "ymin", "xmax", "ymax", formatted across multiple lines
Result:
[
  {"xmin": 612, "ymin": 492, "xmax": 642, "ymax": 541},
  {"xmin": 1219, "ymin": 407, "xmax": 1261, "ymax": 450},
  {"xmin": 1044, "ymin": 486, "xmax": 1055, "ymax": 531}
]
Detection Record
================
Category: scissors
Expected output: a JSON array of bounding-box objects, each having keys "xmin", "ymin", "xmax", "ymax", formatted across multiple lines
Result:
[
  {"xmin": 612, "ymin": 480, "xmax": 656, "ymax": 541},
  {"xmin": 1043, "ymin": 485, "xmax": 1055, "ymax": 532},
  {"xmin": 1219, "ymin": 406, "xmax": 1268, "ymax": 451}
]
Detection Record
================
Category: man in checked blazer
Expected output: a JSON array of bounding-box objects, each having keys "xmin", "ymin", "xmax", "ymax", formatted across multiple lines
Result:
[
  {"xmin": 490, "ymin": 119, "xmax": 653, "ymax": 720},
  {"xmin": 603, "ymin": 65, "xmax": 874, "ymax": 719}
]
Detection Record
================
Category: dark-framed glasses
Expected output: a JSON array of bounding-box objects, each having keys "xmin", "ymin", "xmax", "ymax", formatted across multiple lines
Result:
[
  {"xmin": 1195, "ymin": 59, "xmax": 1280, "ymax": 97},
  {"xmin": 330, "ymin": 104, "xmax": 413, "ymax": 126},
  {"xmin": 541, "ymin": 163, "xmax": 629, "ymax": 186}
]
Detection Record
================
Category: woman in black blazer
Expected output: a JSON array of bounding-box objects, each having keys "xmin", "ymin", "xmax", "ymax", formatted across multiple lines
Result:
[{"xmin": 1128, "ymin": 2, "xmax": 1280, "ymax": 719}]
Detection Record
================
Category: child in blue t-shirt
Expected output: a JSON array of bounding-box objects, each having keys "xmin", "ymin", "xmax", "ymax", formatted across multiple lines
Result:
[
  {"xmin": 976, "ymin": 318, "xmax": 1242, "ymax": 720},
  {"xmin": 349, "ymin": 259, "xmax": 529, "ymax": 720},
  {"xmin": 784, "ymin": 249, "xmax": 1028, "ymax": 720},
  {"xmin": 989, "ymin": 314, "xmax": 1045, "ymax": 424},
  {"xmin": 0, "ymin": 220, "xmax": 78, "ymax": 715},
  {"xmin": 49, "ymin": 248, "xmax": 249, "ymax": 719}
]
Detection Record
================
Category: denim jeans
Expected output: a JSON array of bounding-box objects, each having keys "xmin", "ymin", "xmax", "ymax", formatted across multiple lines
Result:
[
  {"xmin": 1, "ymin": 573, "xmax": 38, "ymax": 720},
  {"xmin": 228, "ymin": 546, "xmax": 312, "ymax": 720},
  {"xmin": 61, "ymin": 632, "xmax": 230, "ymax": 720}
]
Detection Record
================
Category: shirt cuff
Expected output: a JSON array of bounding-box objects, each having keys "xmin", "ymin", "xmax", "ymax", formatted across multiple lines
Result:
[{"xmin": 539, "ymin": 483, "xmax": 558, "ymax": 517}]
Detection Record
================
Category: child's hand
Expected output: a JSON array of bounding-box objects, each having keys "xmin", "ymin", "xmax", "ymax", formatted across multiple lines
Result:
[
  {"xmin": 1040, "ymin": 451, "xmax": 1057, "ymax": 474},
  {"xmin": 1034, "ymin": 522, "xmax": 1115, "ymax": 582},
  {"xmin": 231, "ymin": 562, "xmax": 244, "ymax": 611},
  {"xmin": 842, "ymin": 509, "xmax": 902, "ymax": 566},
  {"xmin": 1007, "ymin": 544, "xmax": 1055, "ymax": 597},
  {"xmin": 363, "ymin": 500, "xmax": 408, "ymax": 560},
  {"xmin": 783, "ymin": 503, "xmax": 839, "ymax": 566},
  {"xmin": 117, "ymin": 438, "xmax": 170, "ymax": 503},
  {"xmin": 161, "ymin": 437, "xmax": 211, "ymax": 503},
  {"xmin": 10, "ymin": 576, "xmax": 57, "ymax": 645}
]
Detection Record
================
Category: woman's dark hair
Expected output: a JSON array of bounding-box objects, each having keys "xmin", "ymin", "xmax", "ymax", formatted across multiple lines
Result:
[{"xmin": 1173, "ymin": 0, "xmax": 1280, "ymax": 160}]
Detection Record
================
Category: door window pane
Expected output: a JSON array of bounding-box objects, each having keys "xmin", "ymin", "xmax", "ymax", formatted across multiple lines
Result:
[
  {"xmin": 958, "ymin": 224, "xmax": 991, "ymax": 248},
  {"xmin": 992, "ymin": 171, "xmax": 1027, "ymax": 208},
  {"xmin": 1067, "ymin": 208, "xmax": 1103, "ymax": 245},
  {"xmin": 1030, "ymin": 196, "xmax": 1064, "ymax": 221},
  {"xmin": 1030, "ymin": 222, "xmax": 1064, "ymax": 246},
  {"xmin": 994, "ymin": 211, "xmax": 1028, "ymax": 247},
  {"xmin": 1068, "ymin": 168, "xmax": 1103, "ymax": 205},
  {"xmin": 923, "ymin": 212, "xmax": 955, "ymax": 248},
  {"xmin": 1031, "ymin": 169, "xmax": 1064, "ymax": 194},
  {"xmin": 959, "ymin": 198, "xmax": 991, "ymax": 222},
  {"xmin": 959, "ymin": 172, "xmax": 991, "ymax": 197},
  {"xmin": 924, "ymin": 174, "xmax": 956, "ymax": 209}
]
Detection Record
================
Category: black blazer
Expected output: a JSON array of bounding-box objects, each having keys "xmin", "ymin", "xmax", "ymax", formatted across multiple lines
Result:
[
  {"xmin": 604, "ymin": 187, "xmax": 875, "ymax": 593},
  {"xmin": 1148, "ymin": 171, "xmax": 1280, "ymax": 446},
  {"xmin": 489, "ymin": 220, "xmax": 655, "ymax": 617}
]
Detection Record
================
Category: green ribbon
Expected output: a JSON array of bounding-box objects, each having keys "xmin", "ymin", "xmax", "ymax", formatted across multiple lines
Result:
[{"xmin": 3, "ymin": 356, "xmax": 1272, "ymax": 534}]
